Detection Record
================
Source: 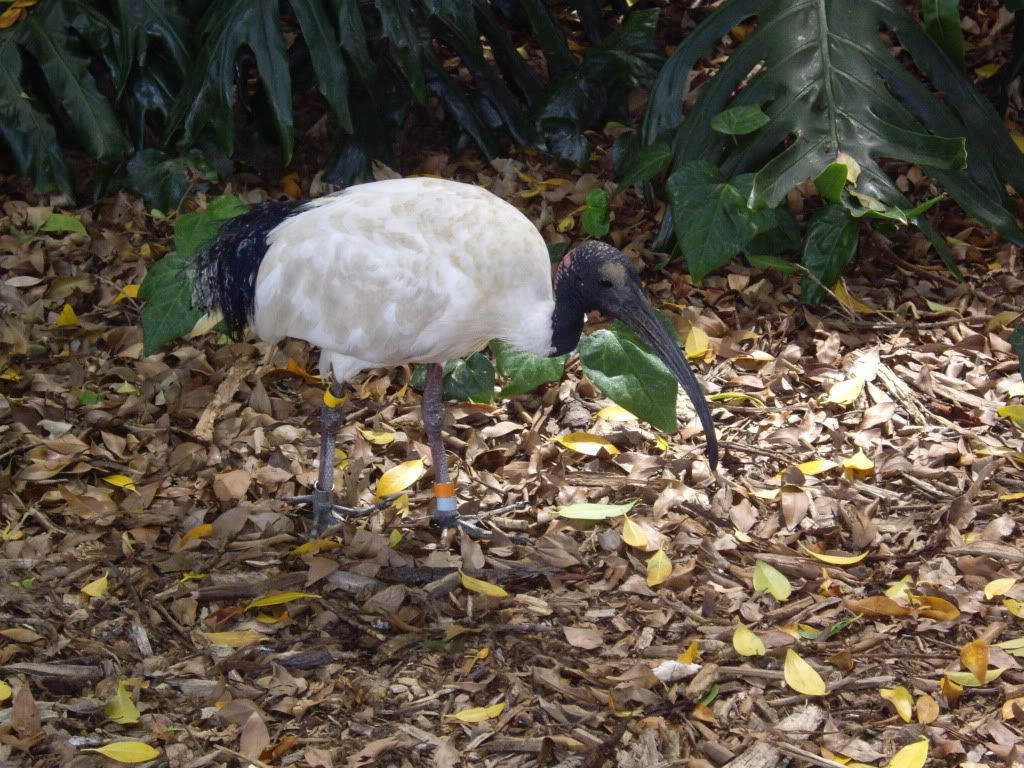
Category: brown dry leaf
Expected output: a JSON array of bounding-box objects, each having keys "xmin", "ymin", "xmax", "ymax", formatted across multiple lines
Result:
[
  {"xmin": 916, "ymin": 694, "xmax": 939, "ymax": 724},
  {"xmin": 240, "ymin": 710, "xmax": 271, "ymax": 760},
  {"xmin": 912, "ymin": 594, "xmax": 960, "ymax": 621},
  {"xmin": 563, "ymin": 626, "xmax": 603, "ymax": 649}
]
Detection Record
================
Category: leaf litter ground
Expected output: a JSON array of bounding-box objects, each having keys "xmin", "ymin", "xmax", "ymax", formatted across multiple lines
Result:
[{"xmin": 1, "ymin": 148, "xmax": 1023, "ymax": 768}]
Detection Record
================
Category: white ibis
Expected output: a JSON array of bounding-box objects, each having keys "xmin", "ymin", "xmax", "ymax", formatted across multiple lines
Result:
[{"xmin": 192, "ymin": 177, "xmax": 717, "ymax": 536}]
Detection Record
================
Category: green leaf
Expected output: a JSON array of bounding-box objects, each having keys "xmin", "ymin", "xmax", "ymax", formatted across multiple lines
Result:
[
  {"xmin": 377, "ymin": 0, "xmax": 427, "ymax": 102},
  {"xmin": 173, "ymin": 195, "xmax": 247, "ymax": 257},
  {"xmin": 165, "ymin": 1, "xmax": 293, "ymax": 162},
  {"xmin": 291, "ymin": 0, "xmax": 352, "ymax": 133},
  {"xmin": 124, "ymin": 149, "xmax": 211, "ymax": 212},
  {"xmin": 1011, "ymin": 324, "xmax": 1024, "ymax": 378},
  {"xmin": 582, "ymin": 188, "xmax": 610, "ymax": 237},
  {"xmin": 79, "ymin": 390, "xmax": 102, "ymax": 406},
  {"xmin": 558, "ymin": 501, "xmax": 636, "ymax": 520},
  {"xmin": 139, "ymin": 251, "xmax": 204, "ymax": 355},
  {"xmin": 614, "ymin": 140, "xmax": 672, "ymax": 195},
  {"xmin": 801, "ymin": 205, "xmax": 860, "ymax": 304},
  {"xmin": 443, "ymin": 353, "xmax": 495, "ymax": 404},
  {"xmin": 337, "ymin": 0, "xmax": 374, "ymax": 85},
  {"xmin": 40, "ymin": 213, "xmax": 87, "ymax": 237},
  {"xmin": 814, "ymin": 163, "xmax": 849, "ymax": 203},
  {"xmin": 492, "ymin": 341, "xmax": 566, "ymax": 397},
  {"xmin": 710, "ymin": 105, "xmax": 770, "ymax": 135},
  {"xmin": 922, "ymin": 0, "xmax": 964, "ymax": 67},
  {"xmin": 578, "ymin": 324, "xmax": 679, "ymax": 433},
  {"xmin": 666, "ymin": 161, "xmax": 762, "ymax": 282},
  {"xmin": 746, "ymin": 253, "xmax": 798, "ymax": 274}
]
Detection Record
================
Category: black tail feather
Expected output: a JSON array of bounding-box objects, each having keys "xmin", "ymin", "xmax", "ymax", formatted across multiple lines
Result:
[{"xmin": 192, "ymin": 200, "xmax": 306, "ymax": 338}]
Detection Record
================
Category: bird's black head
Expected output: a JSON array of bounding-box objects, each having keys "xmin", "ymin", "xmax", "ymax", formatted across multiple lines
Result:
[{"xmin": 552, "ymin": 240, "xmax": 719, "ymax": 469}]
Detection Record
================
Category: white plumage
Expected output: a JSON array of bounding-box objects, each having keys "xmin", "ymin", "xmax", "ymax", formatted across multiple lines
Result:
[{"xmin": 253, "ymin": 178, "xmax": 556, "ymax": 382}]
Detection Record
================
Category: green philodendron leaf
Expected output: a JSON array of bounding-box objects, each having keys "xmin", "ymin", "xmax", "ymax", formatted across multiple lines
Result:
[
  {"xmin": 614, "ymin": 140, "xmax": 672, "ymax": 195},
  {"xmin": 139, "ymin": 251, "xmax": 204, "ymax": 355},
  {"xmin": 814, "ymin": 163, "xmax": 849, "ymax": 203},
  {"xmin": 491, "ymin": 340, "xmax": 566, "ymax": 397},
  {"xmin": 642, "ymin": 0, "xmax": 1024, "ymax": 253},
  {"xmin": 1010, "ymin": 324, "xmax": 1024, "ymax": 378},
  {"xmin": 173, "ymin": 195, "xmax": 247, "ymax": 257},
  {"xmin": 666, "ymin": 161, "xmax": 764, "ymax": 281},
  {"xmin": 922, "ymin": 0, "xmax": 964, "ymax": 67},
  {"xmin": 140, "ymin": 195, "xmax": 247, "ymax": 354},
  {"xmin": 124, "ymin": 149, "xmax": 213, "ymax": 212},
  {"xmin": 578, "ymin": 323, "xmax": 679, "ymax": 433},
  {"xmin": 582, "ymin": 188, "xmax": 611, "ymax": 237},
  {"xmin": 443, "ymin": 353, "xmax": 495, "ymax": 403},
  {"xmin": 710, "ymin": 105, "xmax": 770, "ymax": 135},
  {"xmin": 801, "ymin": 204, "xmax": 861, "ymax": 304}
]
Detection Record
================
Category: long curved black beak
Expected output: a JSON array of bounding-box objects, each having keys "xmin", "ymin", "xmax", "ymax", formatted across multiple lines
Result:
[{"xmin": 618, "ymin": 296, "xmax": 719, "ymax": 469}]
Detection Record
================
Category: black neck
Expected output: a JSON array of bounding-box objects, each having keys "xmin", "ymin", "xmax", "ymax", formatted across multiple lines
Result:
[{"xmin": 549, "ymin": 273, "xmax": 585, "ymax": 356}]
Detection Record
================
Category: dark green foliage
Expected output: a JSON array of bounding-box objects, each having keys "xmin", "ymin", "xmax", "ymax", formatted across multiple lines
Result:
[
  {"xmin": 632, "ymin": 0, "xmax": 1024, "ymax": 289},
  {"xmin": 1, "ymin": 1, "xmax": 662, "ymax": 196},
  {"xmin": 1010, "ymin": 324, "xmax": 1024, "ymax": 378},
  {"xmin": 139, "ymin": 194, "xmax": 246, "ymax": 354},
  {"xmin": 582, "ymin": 189, "xmax": 610, "ymax": 237},
  {"xmin": 800, "ymin": 205, "xmax": 860, "ymax": 304},
  {"xmin": 410, "ymin": 355, "xmax": 495, "ymax": 404}
]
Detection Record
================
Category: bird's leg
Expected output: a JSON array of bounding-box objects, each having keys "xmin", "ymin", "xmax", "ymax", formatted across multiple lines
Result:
[
  {"xmin": 422, "ymin": 363, "xmax": 491, "ymax": 539},
  {"xmin": 285, "ymin": 386, "xmax": 389, "ymax": 536}
]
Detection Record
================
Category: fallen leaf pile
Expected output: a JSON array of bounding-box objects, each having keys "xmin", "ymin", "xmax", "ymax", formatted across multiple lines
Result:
[{"xmin": 1, "ymin": 117, "xmax": 1023, "ymax": 768}]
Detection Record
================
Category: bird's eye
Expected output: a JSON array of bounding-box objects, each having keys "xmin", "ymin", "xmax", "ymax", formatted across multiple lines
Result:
[{"xmin": 599, "ymin": 278, "xmax": 614, "ymax": 288}]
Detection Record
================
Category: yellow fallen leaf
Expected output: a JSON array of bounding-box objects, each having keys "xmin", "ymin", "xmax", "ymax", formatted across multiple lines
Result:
[
  {"xmin": 55, "ymin": 303, "xmax": 79, "ymax": 327},
  {"xmin": 105, "ymin": 680, "xmax": 140, "ymax": 725},
  {"xmin": 793, "ymin": 459, "xmax": 838, "ymax": 476},
  {"xmin": 290, "ymin": 539, "xmax": 342, "ymax": 557},
  {"xmin": 180, "ymin": 523, "xmax": 214, "ymax": 545},
  {"xmin": 0, "ymin": 680, "xmax": 11, "ymax": 703},
  {"xmin": 1013, "ymin": 134, "xmax": 1024, "ymax": 153},
  {"xmin": 834, "ymin": 281, "xmax": 878, "ymax": 314},
  {"xmin": 825, "ymin": 377, "xmax": 864, "ymax": 406},
  {"xmin": 552, "ymin": 432, "xmax": 619, "ymax": 456},
  {"xmin": 752, "ymin": 487, "xmax": 780, "ymax": 500},
  {"xmin": 885, "ymin": 575, "xmax": 913, "ymax": 600},
  {"xmin": 205, "ymin": 630, "xmax": 264, "ymax": 648},
  {"xmin": 595, "ymin": 404, "xmax": 636, "ymax": 422},
  {"xmin": 998, "ymin": 405, "xmax": 1024, "ymax": 429},
  {"xmin": 944, "ymin": 668, "xmax": 1005, "ymax": 687},
  {"xmin": 1005, "ymin": 598, "xmax": 1024, "ymax": 618},
  {"xmin": 388, "ymin": 529, "xmax": 403, "ymax": 547},
  {"xmin": 732, "ymin": 625, "xmax": 766, "ymax": 657},
  {"xmin": 960, "ymin": 639, "xmax": 990, "ymax": 685},
  {"xmin": 0, "ymin": 366, "xmax": 20, "ymax": 381},
  {"xmin": 984, "ymin": 577, "xmax": 1017, "ymax": 600},
  {"xmin": 995, "ymin": 636, "xmax": 1024, "ymax": 653},
  {"xmin": 941, "ymin": 676, "xmax": 963, "ymax": 705},
  {"xmin": 677, "ymin": 640, "xmax": 699, "ymax": 663},
  {"xmin": 84, "ymin": 742, "xmax": 161, "ymax": 763},
  {"xmin": 911, "ymin": 594, "xmax": 960, "ymax": 621},
  {"xmin": 880, "ymin": 686, "xmax": 913, "ymax": 723},
  {"xmin": 281, "ymin": 173, "xmax": 302, "ymax": 199},
  {"xmin": 886, "ymin": 739, "xmax": 928, "ymax": 768},
  {"xmin": 245, "ymin": 592, "xmax": 320, "ymax": 611},
  {"xmin": 449, "ymin": 701, "xmax": 505, "ymax": 722},
  {"xmin": 81, "ymin": 571, "xmax": 108, "ymax": 598},
  {"xmin": 112, "ymin": 284, "xmax": 140, "ymax": 303},
  {"xmin": 685, "ymin": 326, "xmax": 709, "ymax": 359},
  {"xmin": 654, "ymin": 435, "xmax": 668, "ymax": 451},
  {"xmin": 842, "ymin": 450, "xmax": 874, "ymax": 479},
  {"xmin": 376, "ymin": 459, "xmax": 424, "ymax": 497},
  {"xmin": 999, "ymin": 491, "xmax": 1024, "ymax": 500},
  {"xmin": 255, "ymin": 608, "xmax": 290, "ymax": 624},
  {"xmin": 799, "ymin": 543, "xmax": 868, "ymax": 566},
  {"xmin": 286, "ymin": 358, "xmax": 321, "ymax": 384},
  {"xmin": 460, "ymin": 571, "xmax": 508, "ymax": 598},
  {"xmin": 646, "ymin": 550, "xmax": 672, "ymax": 587},
  {"xmin": 359, "ymin": 428, "xmax": 396, "ymax": 445},
  {"xmin": 621, "ymin": 516, "xmax": 649, "ymax": 548},
  {"xmin": 753, "ymin": 560, "xmax": 792, "ymax": 601},
  {"xmin": 783, "ymin": 649, "xmax": 827, "ymax": 696},
  {"xmin": 975, "ymin": 62, "xmax": 1001, "ymax": 79},
  {"xmin": 1002, "ymin": 696, "xmax": 1024, "ymax": 720},
  {"xmin": 103, "ymin": 474, "xmax": 137, "ymax": 492}
]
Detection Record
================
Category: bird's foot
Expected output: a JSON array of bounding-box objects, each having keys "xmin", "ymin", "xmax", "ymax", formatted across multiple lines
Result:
[
  {"xmin": 284, "ymin": 483, "xmax": 391, "ymax": 537},
  {"xmin": 433, "ymin": 495, "xmax": 530, "ymax": 541}
]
